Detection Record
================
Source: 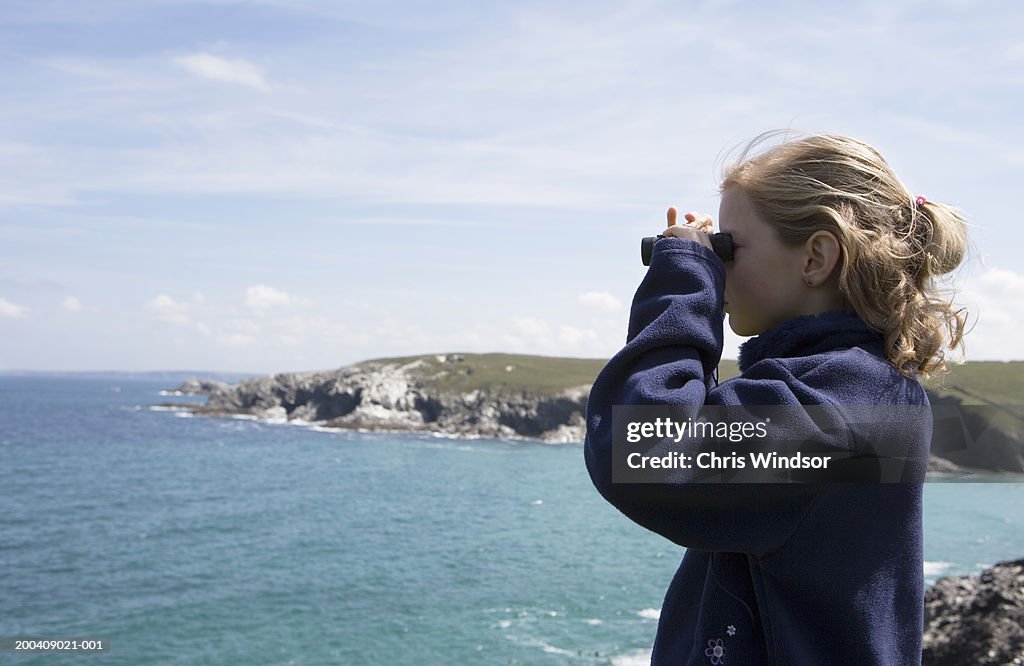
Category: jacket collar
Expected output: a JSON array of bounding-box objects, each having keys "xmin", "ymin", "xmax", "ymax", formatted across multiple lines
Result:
[{"xmin": 737, "ymin": 309, "xmax": 884, "ymax": 373}]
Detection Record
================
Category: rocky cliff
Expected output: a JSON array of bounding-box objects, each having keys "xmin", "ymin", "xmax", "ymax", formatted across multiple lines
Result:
[
  {"xmin": 923, "ymin": 558, "xmax": 1024, "ymax": 665},
  {"xmin": 166, "ymin": 353, "xmax": 592, "ymax": 443},
  {"xmin": 162, "ymin": 353, "xmax": 1024, "ymax": 472}
]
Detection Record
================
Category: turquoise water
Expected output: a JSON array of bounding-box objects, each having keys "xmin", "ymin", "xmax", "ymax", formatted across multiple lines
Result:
[{"xmin": 1, "ymin": 376, "xmax": 1021, "ymax": 665}]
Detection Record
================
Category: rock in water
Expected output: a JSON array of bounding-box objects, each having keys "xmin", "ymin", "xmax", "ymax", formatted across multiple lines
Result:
[
  {"xmin": 922, "ymin": 558, "xmax": 1024, "ymax": 665},
  {"xmin": 167, "ymin": 378, "xmax": 228, "ymax": 395}
]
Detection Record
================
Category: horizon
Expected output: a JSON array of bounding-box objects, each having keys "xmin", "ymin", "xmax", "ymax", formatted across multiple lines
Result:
[
  {"xmin": 2, "ymin": 352, "xmax": 1021, "ymax": 379},
  {"xmin": 3, "ymin": 1, "xmax": 1023, "ymax": 372}
]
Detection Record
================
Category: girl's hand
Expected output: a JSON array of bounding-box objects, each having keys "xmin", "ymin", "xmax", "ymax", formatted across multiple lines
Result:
[{"xmin": 661, "ymin": 207, "xmax": 715, "ymax": 251}]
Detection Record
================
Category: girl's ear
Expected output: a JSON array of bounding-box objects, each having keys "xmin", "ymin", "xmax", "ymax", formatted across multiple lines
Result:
[{"xmin": 801, "ymin": 230, "xmax": 842, "ymax": 285}]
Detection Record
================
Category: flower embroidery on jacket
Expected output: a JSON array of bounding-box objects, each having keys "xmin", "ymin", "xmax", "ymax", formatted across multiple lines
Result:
[
  {"xmin": 705, "ymin": 638, "xmax": 725, "ymax": 664},
  {"xmin": 727, "ymin": 625, "xmax": 736, "ymax": 636}
]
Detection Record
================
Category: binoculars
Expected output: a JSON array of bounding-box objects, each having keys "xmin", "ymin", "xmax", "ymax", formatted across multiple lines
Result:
[{"xmin": 641, "ymin": 233, "xmax": 734, "ymax": 266}]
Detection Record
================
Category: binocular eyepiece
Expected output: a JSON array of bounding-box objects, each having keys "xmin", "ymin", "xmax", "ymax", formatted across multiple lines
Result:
[{"xmin": 641, "ymin": 233, "xmax": 734, "ymax": 266}]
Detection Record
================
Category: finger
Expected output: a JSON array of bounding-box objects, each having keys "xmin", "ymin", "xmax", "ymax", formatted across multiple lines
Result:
[
  {"xmin": 684, "ymin": 211, "xmax": 697, "ymax": 223},
  {"xmin": 667, "ymin": 206, "xmax": 678, "ymax": 227},
  {"xmin": 662, "ymin": 225, "xmax": 697, "ymax": 239}
]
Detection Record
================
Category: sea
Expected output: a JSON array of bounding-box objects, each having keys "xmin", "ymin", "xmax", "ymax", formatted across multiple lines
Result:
[{"xmin": 1, "ymin": 375, "xmax": 1022, "ymax": 665}]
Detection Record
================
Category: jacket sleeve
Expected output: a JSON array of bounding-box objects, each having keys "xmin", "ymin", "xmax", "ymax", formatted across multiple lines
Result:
[{"xmin": 583, "ymin": 237, "xmax": 827, "ymax": 557}]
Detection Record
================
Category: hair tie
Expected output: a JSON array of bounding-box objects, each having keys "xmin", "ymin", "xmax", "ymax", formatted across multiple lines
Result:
[{"xmin": 915, "ymin": 195, "xmax": 927, "ymax": 207}]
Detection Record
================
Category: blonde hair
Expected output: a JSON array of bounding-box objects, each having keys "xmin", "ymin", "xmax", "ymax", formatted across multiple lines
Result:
[{"xmin": 720, "ymin": 131, "xmax": 968, "ymax": 377}]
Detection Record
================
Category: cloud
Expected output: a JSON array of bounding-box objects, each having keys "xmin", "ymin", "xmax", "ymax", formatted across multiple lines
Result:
[
  {"xmin": 279, "ymin": 334, "xmax": 301, "ymax": 347},
  {"xmin": 450, "ymin": 315, "xmax": 615, "ymax": 358},
  {"xmin": 2, "ymin": 2, "xmax": 1020, "ymax": 375},
  {"xmin": 0, "ymin": 270, "xmax": 64, "ymax": 291},
  {"xmin": 0, "ymin": 297, "xmax": 29, "ymax": 318},
  {"xmin": 271, "ymin": 313, "xmax": 348, "ymax": 342},
  {"xmin": 6, "ymin": 5, "xmax": 1016, "ymax": 215},
  {"xmin": 146, "ymin": 294, "xmax": 190, "ymax": 325},
  {"xmin": 216, "ymin": 333, "xmax": 256, "ymax": 347},
  {"xmin": 578, "ymin": 291, "xmax": 623, "ymax": 313},
  {"xmin": 956, "ymin": 266, "xmax": 1024, "ymax": 360},
  {"xmin": 227, "ymin": 318, "xmax": 262, "ymax": 334},
  {"xmin": 558, "ymin": 325, "xmax": 598, "ymax": 347},
  {"xmin": 244, "ymin": 284, "xmax": 291, "ymax": 309},
  {"xmin": 512, "ymin": 316, "xmax": 550, "ymax": 338},
  {"xmin": 174, "ymin": 53, "xmax": 270, "ymax": 91},
  {"xmin": 62, "ymin": 296, "xmax": 83, "ymax": 312}
]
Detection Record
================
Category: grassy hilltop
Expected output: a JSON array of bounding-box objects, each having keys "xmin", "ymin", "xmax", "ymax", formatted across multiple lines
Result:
[
  {"xmin": 386, "ymin": 354, "xmax": 1023, "ymax": 462},
  {"xmin": 360, "ymin": 352, "xmax": 608, "ymax": 395},
  {"xmin": 921, "ymin": 362, "xmax": 1024, "ymax": 411},
  {"xmin": 361, "ymin": 353, "xmax": 1023, "ymax": 409},
  {"xmin": 177, "ymin": 353, "xmax": 1022, "ymax": 467}
]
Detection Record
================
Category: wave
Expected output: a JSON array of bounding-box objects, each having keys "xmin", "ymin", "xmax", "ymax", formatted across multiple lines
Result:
[
  {"xmin": 503, "ymin": 635, "xmax": 577, "ymax": 658},
  {"xmin": 924, "ymin": 561, "xmax": 952, "ymax": 576},
  {"xmin": 637, "ymin": 608, "xmax": 661, "ymax": 620},
  {"xmin": 612, "ymin": 649, "xmax": 653, "ymax": 666}
]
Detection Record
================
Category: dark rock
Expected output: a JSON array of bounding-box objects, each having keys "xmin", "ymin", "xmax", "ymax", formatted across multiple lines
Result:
[{"xmin": 923, "ymin": 558, "xmax": 1024, "ymax": 665}]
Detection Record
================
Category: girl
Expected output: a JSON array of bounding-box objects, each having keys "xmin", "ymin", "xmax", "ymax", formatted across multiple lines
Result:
[{"xmin": 584, "ymin": 132, "xmax": 967, "ymax": 664}]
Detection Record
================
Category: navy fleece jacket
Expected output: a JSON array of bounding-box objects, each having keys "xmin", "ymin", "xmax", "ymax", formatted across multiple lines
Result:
[{"xmin": 584, "ymin": 237, "xmax": 929, "ymax": 665}]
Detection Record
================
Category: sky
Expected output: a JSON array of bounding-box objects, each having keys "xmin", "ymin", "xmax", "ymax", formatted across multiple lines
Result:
[{"xmin": 1, "ymin": 0, "xmax": 1022, "ymax": 373}]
